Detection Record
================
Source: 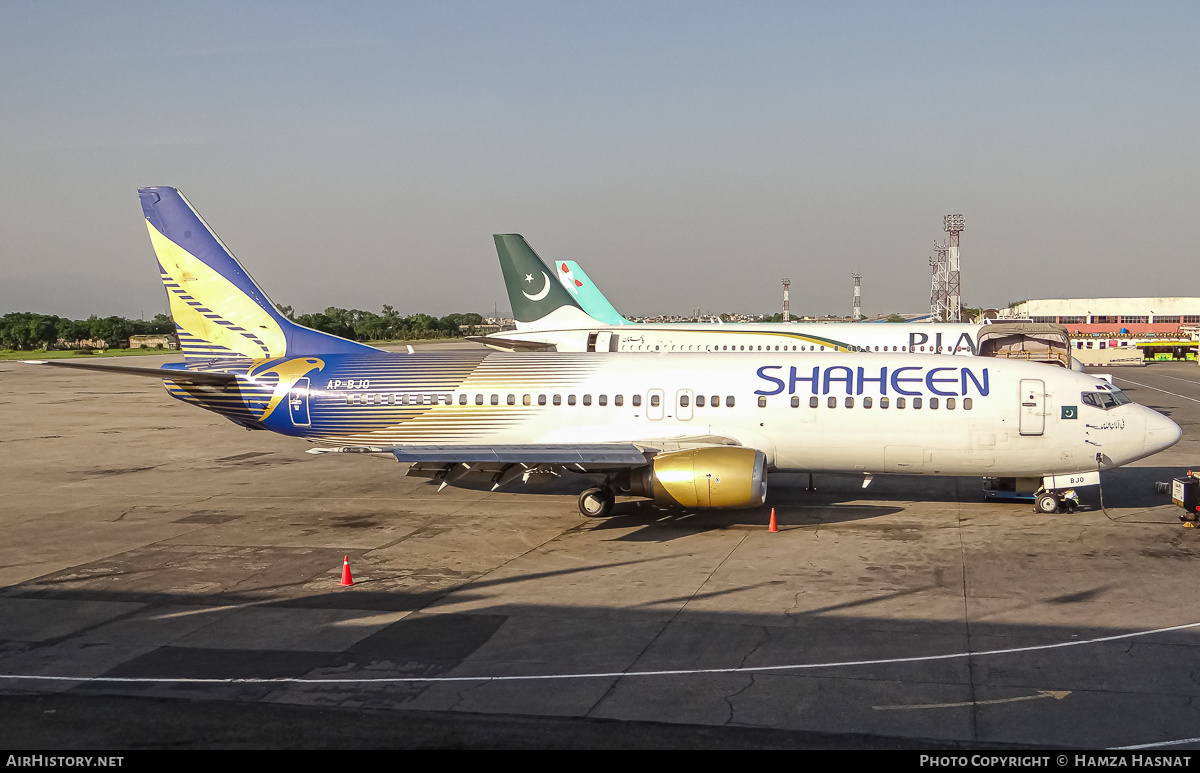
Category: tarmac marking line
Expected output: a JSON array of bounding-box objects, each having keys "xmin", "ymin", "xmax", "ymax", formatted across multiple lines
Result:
[
  {"xmin": 873, "ymin": 690, "xmax": 1070, "ymax": 711},
  {"xmin": 3, "ymin": 621, "xmax": 1198, "ymax": 684},
  {"xmin": 1112, "ymin": 377, "xmax": 1200, "ymax": 404},
  {"xmin": 1111, "ymin": 735, "xmax": 1200, "ymax": 750},
  {"xmin": 1150, "ymin": 373, "xmax": 1200, "ymax": 388}
]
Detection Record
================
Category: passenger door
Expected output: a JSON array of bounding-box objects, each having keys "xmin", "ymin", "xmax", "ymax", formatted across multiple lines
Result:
[
  {"xmin": 288, "ymin": 377, "xmax": 312, "ymax": 427},
  {"xmin": 586, "ymin": 332, "xmax": 618, "ymax": 352},
  {"xmin": 1019, "ymin": 379, "xmax": 1045, "ymax": 436}
]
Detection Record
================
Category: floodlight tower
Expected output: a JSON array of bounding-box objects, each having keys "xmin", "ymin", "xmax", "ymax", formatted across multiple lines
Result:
[
  {"xmin": 851, "ymin": 272, "xmax": 862, "ymax": 321},
  {"xmin": 944, "ymin": 214, "xmax": 964, "ymax": 322},
  {"xmin": 928, "ymin": 254, "xmax": 940, "ymax": 320},
  {"xmin": 929, "ymin": 242, "xmax": 949, "ymax": 321},
  {"xmin": 781, "ymin": 278, "xmax": 791, "ymax": 322}
]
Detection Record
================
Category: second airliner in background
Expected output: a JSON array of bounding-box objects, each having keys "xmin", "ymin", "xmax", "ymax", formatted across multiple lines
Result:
[{"xmin": 478, "ymin": 235, "xmax": 1075, "ymax": 369}]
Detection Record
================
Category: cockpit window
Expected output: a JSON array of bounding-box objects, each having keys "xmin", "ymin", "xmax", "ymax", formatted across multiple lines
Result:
[{"xmin": 1082, "ymin": 389, "xmax": 1131, "ymax": 410}]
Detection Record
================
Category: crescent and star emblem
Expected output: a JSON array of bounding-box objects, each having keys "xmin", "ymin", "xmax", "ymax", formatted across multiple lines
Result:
[{"xmin": 522, "ymin": 271, "xmax": 551, "ymax": 301}]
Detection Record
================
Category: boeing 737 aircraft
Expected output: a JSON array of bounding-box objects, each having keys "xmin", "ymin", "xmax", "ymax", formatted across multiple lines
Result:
[
  {"xmin": 478, "ymin": 235, "xmax": 1076, "ymax": 369},
  {"xmin": 27, "ymin": 188, "xmax": 1179, "ymax": 518}
]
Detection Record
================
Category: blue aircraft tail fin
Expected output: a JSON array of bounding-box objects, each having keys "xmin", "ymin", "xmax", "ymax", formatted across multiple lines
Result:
[{"xmin": 139, "ymin": 187, "xmax": 379, "ymax": 360}]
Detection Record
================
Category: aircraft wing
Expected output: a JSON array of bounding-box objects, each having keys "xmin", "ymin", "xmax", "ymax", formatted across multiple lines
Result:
[
  {"xmin": 313, "ymin": 435, "xmax": 741, "ymax": 465},
  {"xmin": 624, "ymin": 435, "xmax": 743, "ymax": 453},
  {"xmin": 311, "ymin": 435, "xmax": 746, "ymax": 490},
  {"xmin": 312, "ymin": 443, "xmax": 648, "ymax": 465},
  {"xmin": 394, "ymin": 444, "xmax": 652, "ymax": 466},
  {"xmin": 464, "ymin": 335, "xmax": 557, "ymax": 352},
  {"xmin": 23, "ymin": 359, "xmax": 239, "ymax": 386}
]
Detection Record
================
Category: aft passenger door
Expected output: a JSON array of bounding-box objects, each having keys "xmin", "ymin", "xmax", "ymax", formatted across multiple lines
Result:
[
  {"xmin": 288, "ymin": 377, "xmax": 312, "ymax": 427},
  {"xmin": 1019, "ymin": 379, "xmax": 1045, "ymax": 436},
  {"xmin": 586, "ymin": 332, "xmax": 618, "ymax": 352}
]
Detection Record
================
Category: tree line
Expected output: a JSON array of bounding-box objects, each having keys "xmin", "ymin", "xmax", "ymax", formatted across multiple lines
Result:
[
  {"xmin": 0, "ymin": 312, "xmax": 175, "ymax": 350},
  {"xmin": 275, "ymin": 305, "xmax": 485, "ymax": 342},
  {"xmin": 1, "ymin": 307, "xmax": 487, "ymax": 351}
]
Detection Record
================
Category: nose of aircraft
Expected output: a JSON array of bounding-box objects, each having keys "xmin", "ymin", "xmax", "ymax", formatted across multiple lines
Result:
[{"xmin": 1144, "ymin": 409, "xmax": 1182, "ymax": 455}]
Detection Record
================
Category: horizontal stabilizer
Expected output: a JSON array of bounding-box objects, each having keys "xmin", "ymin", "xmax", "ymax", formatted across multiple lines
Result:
[
  {"xmin": 23, "ymin": 359, "xmax": 238, "ymax": 385},
  {"xmin": 465, "ymin": 335, "xmax": 557, "ymax": 352}
]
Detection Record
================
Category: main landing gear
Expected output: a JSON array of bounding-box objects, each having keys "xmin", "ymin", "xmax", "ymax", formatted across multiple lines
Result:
[{"xmin": 578, "ymin": 486, "xmax": 616, "ymax": 517}]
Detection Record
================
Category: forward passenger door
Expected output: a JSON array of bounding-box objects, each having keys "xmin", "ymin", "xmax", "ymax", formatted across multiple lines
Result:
[{"xmin": 1019, "ymin": 379, "xmax": 1045, "ymax": 436}]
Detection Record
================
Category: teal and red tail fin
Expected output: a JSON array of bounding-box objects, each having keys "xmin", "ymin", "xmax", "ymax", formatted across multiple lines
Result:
[
  {"xmin": 139, "ymin": 187, "xmax": 379, "ymax": 360},
  {"xmin": 557, "ymin": 260, "xmax": 632, "ymax": 326}
]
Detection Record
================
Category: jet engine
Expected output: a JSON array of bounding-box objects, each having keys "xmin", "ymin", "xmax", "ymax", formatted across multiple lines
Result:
[{"xmin": 624, "ymin": 447, "xmax": 768, "ymax": 509}]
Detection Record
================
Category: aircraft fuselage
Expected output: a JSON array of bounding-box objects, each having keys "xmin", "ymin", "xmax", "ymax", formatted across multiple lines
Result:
[{"xmin": 164, "ymin": 350, "xmax": 1176, "ymax": 478}]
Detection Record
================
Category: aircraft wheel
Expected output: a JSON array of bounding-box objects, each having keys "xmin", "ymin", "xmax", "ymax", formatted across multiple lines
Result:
[
  {"xmin": 578, "ymin": 487, "xmax": 615, "ymax": 518},
  {"xmin": 1035, "ymin": 492, "xmax": 1060, "ymax": 514}
]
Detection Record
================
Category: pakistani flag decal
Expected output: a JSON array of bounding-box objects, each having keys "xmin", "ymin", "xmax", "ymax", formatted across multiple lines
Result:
[{"xmin": 1062, "ymin": 405, "xmax": 1078, "ymax": 420}]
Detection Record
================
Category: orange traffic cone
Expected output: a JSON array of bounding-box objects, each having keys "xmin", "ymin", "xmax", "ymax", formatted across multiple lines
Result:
[
  {"xmin": 339, "ymin": 555, "xmax": 354, "ymax": 586},
  {"xmin": 768, "ymin": 508, "xmax": 778, "ymax": 532}
]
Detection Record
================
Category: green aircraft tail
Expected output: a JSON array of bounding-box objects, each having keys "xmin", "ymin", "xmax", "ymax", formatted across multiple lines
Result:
[{"xmin": 494, "ymin": 235, "xmax": 597, "ymax": 328}]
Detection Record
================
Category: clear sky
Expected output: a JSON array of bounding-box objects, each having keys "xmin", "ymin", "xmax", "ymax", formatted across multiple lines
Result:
[{"xmin": 2, "ymin": 1, "xmax": 1197, "ymax": 319}]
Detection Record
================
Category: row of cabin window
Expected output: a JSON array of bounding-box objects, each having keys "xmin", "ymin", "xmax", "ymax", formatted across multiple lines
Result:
[
  {"xmin": 624, "ymin": 344, "xmax": 824, "ymax": 352},
  {"xmin": 622, "ymin": 343, "xmax": 968, "ymax": 352},
  {"xmin": 345, "ymin": 393, "xmax": 738, "ymax": 408},
  {"xmin": 343, "ymin": 392, "xmax": 971, "ymax": 411},
  {"xmin": 760, "ymin": 395, "xmax": 974, "ymax": 410}
]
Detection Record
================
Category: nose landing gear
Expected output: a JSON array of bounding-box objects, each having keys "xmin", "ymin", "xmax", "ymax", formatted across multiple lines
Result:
[{"xmin": 1035, "ymin": 489, "xmax": 1079, "ymax": 514}]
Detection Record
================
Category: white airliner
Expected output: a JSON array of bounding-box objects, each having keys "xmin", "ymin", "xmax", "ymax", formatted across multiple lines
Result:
[
  {"xmin": 479, "ymin": 235, "xmax": 1076, "ymax": 369},
  {"xmin": 28, "ymin": 189, "xmax": 1179, "ymax": 520}
]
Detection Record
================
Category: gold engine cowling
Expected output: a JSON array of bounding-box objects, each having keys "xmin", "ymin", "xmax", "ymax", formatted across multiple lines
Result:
[{"xmin": 627, "ymin": 447, "xmax": 768, "ymax": 509}]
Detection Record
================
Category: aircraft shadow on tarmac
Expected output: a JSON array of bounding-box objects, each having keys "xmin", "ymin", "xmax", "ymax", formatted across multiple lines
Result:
[
  {"xmin": 8, "ymin": 465, "xmax": 1186, "ymax": 622},
  {"xmin": 592, "ymin": 499, "xmax": 906, "ymax": 540},
  {"xmin": 418, "ymin": 463, "xmax": 1189, "ymax": 539},
  {"xmin": 598, "ymin": 466, "xmax": 1188, "ymax": 540}
]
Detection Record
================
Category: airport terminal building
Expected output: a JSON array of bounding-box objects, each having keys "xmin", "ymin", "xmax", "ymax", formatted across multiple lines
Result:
[{"xmin": 999, "ymin": 297, "xmax": 1200, "ymax": 335}]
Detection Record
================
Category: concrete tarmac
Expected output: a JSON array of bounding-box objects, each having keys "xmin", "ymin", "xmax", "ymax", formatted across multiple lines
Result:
[{"xmin": 2, "ymin": 347, "xmax": 1198, "ymax": 749}]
